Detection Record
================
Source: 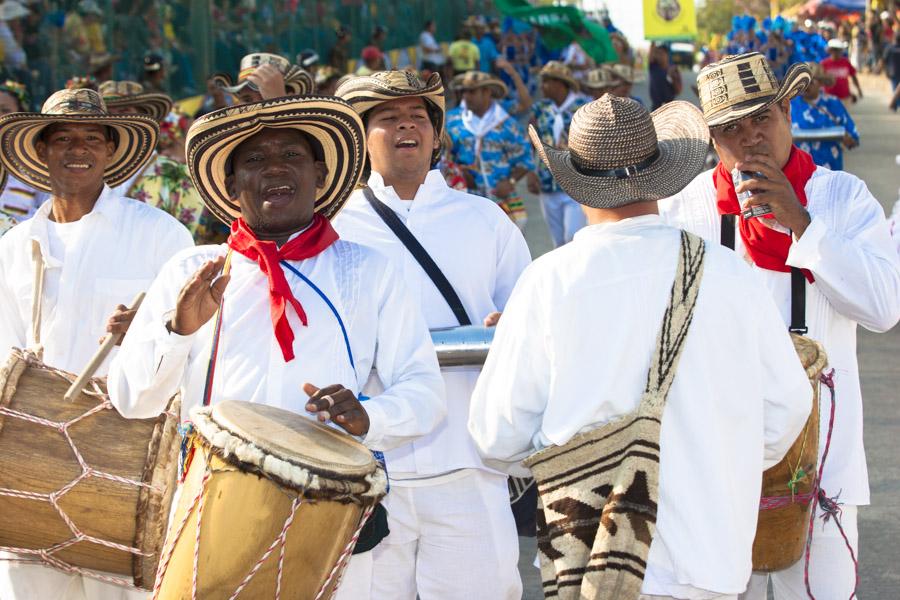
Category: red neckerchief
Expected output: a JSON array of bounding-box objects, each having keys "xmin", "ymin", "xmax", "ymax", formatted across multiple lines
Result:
[
  {"xmin": 227, "ymin": 215, "xmax": 339, "ymax": 361},
  {"xmin": 713, "ymin": 146, "xmax": 817, "ymax": 283}
]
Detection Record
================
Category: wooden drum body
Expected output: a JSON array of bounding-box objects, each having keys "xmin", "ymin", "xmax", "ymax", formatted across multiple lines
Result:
[
  {"xmin": 0, "ymin": 349, "xmax": 181, "ymax": 589},
  {"xmin": 752, "ymin": 334, "xmax": 827, "ymax": 572},
  {"xmin": 153, "ymin": 401, "xmax": 387, "ymax": 600}
]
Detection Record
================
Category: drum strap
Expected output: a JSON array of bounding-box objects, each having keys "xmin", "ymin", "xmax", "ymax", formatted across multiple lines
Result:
[
  {"xmin": 30, "ymin": 239, "xmax": 44, "ymax": 347},
  {"xmin": 720, "ymin": 214, "xmax": 808, "ymax": 334}
]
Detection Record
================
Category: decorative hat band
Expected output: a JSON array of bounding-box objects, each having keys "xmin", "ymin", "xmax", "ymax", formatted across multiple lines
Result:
[
  {"xmin": 698, "ymin": 60, "xmax": 778, "ymax": 112},
  {"xmin": 572, "ymin": 148, "xmax": 661, "ymax": 180}
]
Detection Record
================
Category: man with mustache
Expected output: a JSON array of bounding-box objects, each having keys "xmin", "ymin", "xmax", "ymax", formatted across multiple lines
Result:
[
  {"xmin": 659, "ymin": 53, "xmax": 900, "ymax": 598},
  {"xmin": 0, "ymin": 89, "xmax": 193, "ymax": 598},
  {"xmin": 107, "ymin": 95, "xmax": 445, "ymax": 599}
]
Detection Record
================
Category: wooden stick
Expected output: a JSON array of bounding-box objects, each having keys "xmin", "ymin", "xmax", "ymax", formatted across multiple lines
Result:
[{"xmin": 64, "ymin": 292, "xmax": 146, "ymax": 402}]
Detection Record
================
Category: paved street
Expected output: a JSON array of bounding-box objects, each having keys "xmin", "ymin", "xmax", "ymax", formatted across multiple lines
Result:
[{"xmin": 516, "ymin": 73, "xmax": 900, "ymax": 598}]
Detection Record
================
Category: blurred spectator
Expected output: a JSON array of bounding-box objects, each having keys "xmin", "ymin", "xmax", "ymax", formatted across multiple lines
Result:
[
  {"xmin": 419, "ymin": 20, "xmax": 445, "ymax": 74},
  {"xmin": 0, "ymin": 79, "xmax": 47, "ymax": 222},
  {"xmin": 0, "ymin": 1, "xmax": 28, "ymax": 73},
  {"xmin": 329, "ymin": 26, "xmax": 351, "ymax": 72},
  {"xmin": 822, "ymin": 39, "xmax": 863, "ymax": 104},
  {"xmin": 561, "ymin": 27, "xmax": 592, "ymax": 81},
  {"xmin": 357, "ymin": 46, "xmax": 384, "ymax": 76},
  {"xmin": 449, "ymin": 27, "xmax": 480, "ymax": 75},
  {"xmin": 791, "ymin": 62, "xmax": 859, "ymax": 171},
  {"xmin": 142, "ymin": 52, "xmax": 167, "ymax": 94},
  {"xmin": 883, "ymin": 31, "xmax": 900, "ymax": 110},
  {"xmin": 315, "ymin": 66, "xmax": 342, "ymax": 96},
  {"xmin": 194, "ymin": 74, "xmax": 233, "ymax": 118},
  {"xmin": 369, "ymin": 25, "xmax": 391, "ymax": 69},
  {"xmin": 470, "ymin": 17, "xmax": 499, "ymax": 73},
  {"xmin": 648, "ymin": 43, "xmax": 681, "ymax": 110}
]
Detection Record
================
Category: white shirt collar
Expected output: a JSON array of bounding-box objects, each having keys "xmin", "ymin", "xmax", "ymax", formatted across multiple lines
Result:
[
  {"xmin": 34, "ymin": 184, "xmax": 120, "ymax": 225},
  {"xmin": 573, "ymin": 214, "xmax": 664, "ymax": 240},
  {"xmin": 367, "ymin": 169, "xmax": 449, "ymax": 208}
]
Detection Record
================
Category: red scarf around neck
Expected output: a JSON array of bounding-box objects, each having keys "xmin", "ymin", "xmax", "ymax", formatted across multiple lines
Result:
[
  {"xmin": 227, "ymin": 215, "xmax": 339, "ymax": 362},
  {"xmin": 713, "ymin": 146, "xmax": 816, "ymax": 283}
]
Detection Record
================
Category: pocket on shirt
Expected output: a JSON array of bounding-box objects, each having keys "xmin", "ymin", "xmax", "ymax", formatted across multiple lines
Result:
[{"xmin": 91, "ymin": 277, "xmax": 152, "ymax": 335}]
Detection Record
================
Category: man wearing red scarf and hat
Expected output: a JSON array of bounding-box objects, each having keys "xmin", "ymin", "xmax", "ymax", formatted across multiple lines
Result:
[
  {"xmin": 659, "ymin": 53, "xmax": 900, "ymax": 599},
  {"xmin": 107, "ymin": 96, "xmax": 445, "ymax": 599}
]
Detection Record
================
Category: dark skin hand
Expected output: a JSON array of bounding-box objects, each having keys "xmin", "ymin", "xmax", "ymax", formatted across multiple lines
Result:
[
  {"xmin": 104, "ymin": 305, "xmax": 138, "ymax": 345},
  {"xmin": 170, "ymin": 255, "xmax": 231, "ymax": 336},
  {"xmin": 734, "ymin": 153, "xmax": 812, "ymax": 238},
  {"xmin": 304, "ymin": 382, "xmax": 370, "ymax": 436}
]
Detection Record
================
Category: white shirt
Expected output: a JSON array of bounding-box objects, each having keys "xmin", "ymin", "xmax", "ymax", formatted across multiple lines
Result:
[
  {"xmin": 0, "ymin": 174, "xmax": 49, "ymax": 221},
  {"xmin": 0, "ymin": 186, "xmax": 194, "ymax": 375},
  {"xmin": 419, "ymin": 31, "xmax": 445, "ymax": 66},
  {"xmin": 107, "ymin": 238, "xmax": 446, "ymax": 454},
  {"xmin": 659, "ymin": 167, "xmax": 900, "ymax": 505},
  {"xmin": 333, "ymin": 170, "xmax": 531, "ymax": 478},
  {"xmin": 468, "ymin": 216, "xmax": 812, "ymax": 596}
]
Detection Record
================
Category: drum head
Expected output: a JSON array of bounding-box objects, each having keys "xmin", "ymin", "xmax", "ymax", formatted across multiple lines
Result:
[{"xmin": 210, "ymin": 401, "xmax": 376, "ymax": 479}]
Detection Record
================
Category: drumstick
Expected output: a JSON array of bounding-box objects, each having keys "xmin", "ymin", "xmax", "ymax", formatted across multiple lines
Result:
[{"xmin": 64, "ymin": 292, "xmax": 146, "ymax": 402}]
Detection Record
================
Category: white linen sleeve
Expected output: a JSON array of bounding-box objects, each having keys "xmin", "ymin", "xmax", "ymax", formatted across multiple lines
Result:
[
  {"xmin": 491, "ymin": 218, "xmax": 532, "ymax": 312},
  {"xmin": 787, "ymin": 180, "xmax": 900, "ymax": 332},
  {"xmin": 153, "ymin": 217, "xmax": 195, "ymax": 271},
  {"xmin": 753, "ymin": 281, "xmax": 815, "ymax": 470},
  {"xmin": 108, "ymin": 252, "xmax": 205, "ymax": 419},
  {"xmin": 362, "ymin": 262, "xmax": 446, "ymax": 452},
  {"xmin": 469, "ymin": 265, "xmax": 551, "ymax": 477},
  {"xmin": 0, "ymin": 248, "xmax": 26, "ymax": 357}
]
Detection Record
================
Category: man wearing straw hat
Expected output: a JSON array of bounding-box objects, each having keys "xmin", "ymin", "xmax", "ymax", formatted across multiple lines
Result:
[
  {"xmin": 0, "ymin": 88, "xmax": 193, "ymax": 599},
  {"xmin": 214, "ymin": 52, "xmax": 315, "ymax": 105},
  {"xmin": 333, "ymin": 70, "xmax": 529, "ymax": 600},
  {"xmin": 469, "ymin": 95, "xmax": 811, "ymax": 600},
  {"xmin": 446, "ymin": 70, "xmax": 538, "ymax": 229},
  {"xmin": 107, "ymin": 95, "xmax": 445, "ymax": 599},
  {"xmin": 580, "ymin": 65, "xmax": 617, "ymax": 100},
  {"xmin": 531, "ymin": 61, "xmax": 589, "ymax": 247},
  {"xmin": 659, "ymin": 52, "xmax": 900, "ymax": 598}
]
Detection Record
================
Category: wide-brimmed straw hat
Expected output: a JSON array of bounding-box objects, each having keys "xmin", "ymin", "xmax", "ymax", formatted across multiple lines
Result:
[
  {"xmin": 0, "ymin": 88, "xmax": 159, "ymax": 193},
  {"xmin": 610, "ymin": 64, "xmax": 643, "ymax": 84},
  {"xmin": 581, "ymin": 66, "xmax": 617, "ymax": 92},
  {"xmin": 697, "ymin": 52, "xmax": 811, "ymax": 128},
  {"xmin": 805, "ymin": 62, "xmax": 835, "ymax": 86},
  {"xmin": 528, "ymin": 96, "xmax": 709, "ymax": 208},
  {"xmin": 185, "ymin": 95, "xmax": 365, "ymax": 224},
  {"xmin": 540, "ymin": 61, "xmax": 579, "ymax": 90},
  {"xmin": 451, "ymin": 71, "xmax": 508, "ymax": 98},
  {"xmin": 214, "ymin": 53, "xmax": 315, "ymax": 97},
  {"xmin": 335, "ymin": 70, "xmax": 445, "ymax": 166},
  {"xmin": 99, "ymin": 80, "xmax": 173, "ymax": 124}
]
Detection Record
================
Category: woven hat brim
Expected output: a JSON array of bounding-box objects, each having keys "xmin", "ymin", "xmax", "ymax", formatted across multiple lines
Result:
[
  {"xmin": 455, "ymin": 80, "xmax": 508, "ymax": 98},
  {"xmin": 186, "ymin": 95, "xmax": 366, "ymax": 225},
  {"xmin": 104, "ymin": 93, "xmax": 173, "ymax": 123},
  {"xmin": 541, "ymin": 72, "xmax": 579, "ymax": 90},
  {"xmin": 222, "ymin": 70, "xmax": 315, "ymax": 97},
  {"xmin": 0, "ymin": 113, "xmax": 159, "ymax": 193},
  {"xmin": 706, "ymin": 62, "xmax": 811, "ymax": 128},
  {"xmin": 529, "ymin": 101, "xmax": 710, "ymax": 208}
]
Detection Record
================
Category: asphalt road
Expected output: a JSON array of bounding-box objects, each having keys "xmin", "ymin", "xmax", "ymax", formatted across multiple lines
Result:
[{"xmin": 516, "ymin": 72, "xmax": 900, "ymax": 599}]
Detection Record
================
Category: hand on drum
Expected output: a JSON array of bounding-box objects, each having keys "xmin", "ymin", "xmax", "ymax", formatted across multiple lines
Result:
[
  {"xmin": 170, "ymin": 256, "xmax": 231, "ymax": 336},
  {"xmin": 303, "ymin": 383, "xmax": 370, "ymax": 437},
  {"xmin": 105, "ymin": 304, "xmax": 138, "ymax": 345},
  {"xmin": 483, "ymin": 311, "xmax": 502, "ymax": 327}
]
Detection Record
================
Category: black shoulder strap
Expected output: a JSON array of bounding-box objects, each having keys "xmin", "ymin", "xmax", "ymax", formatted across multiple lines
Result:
[
  {"xmin": 720, "ymin": 214, "xmax": 807, "ymax": 335},
  {"xmin": 363, "ymin": 186, "xmax": 472, "ymax": 326}
]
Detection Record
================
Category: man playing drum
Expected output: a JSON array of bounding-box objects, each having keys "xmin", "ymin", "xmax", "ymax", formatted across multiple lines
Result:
[
  {"xmin": 469, "ymin": 95, "xmax": 813, "ymax": 599},
  {"xmin": 658, "ymin": 53, "xmax": 900, "ymax": 597},
  {"xmin": 0, "ymin": 89, "xmax": 193, "ymax": 598},
  {"xmin": 107, "ymin": 95, "xmax": 445, "ymax": 598},
  {"xmin": 333, "ymin": 71, "xmax": 530, "ymax": 599}
]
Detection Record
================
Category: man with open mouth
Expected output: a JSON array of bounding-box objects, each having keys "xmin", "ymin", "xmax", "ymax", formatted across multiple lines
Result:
[
  {"xmin": 333, "ymin": 70, "xmax": 530, "ymax": 600},
  {"xmin": 107, "ymin": 95, "xmax": 445, "ymax": 599},
  {"xmin": 0, "ymin": 89, "xmax": 194, "ymax": 599}
]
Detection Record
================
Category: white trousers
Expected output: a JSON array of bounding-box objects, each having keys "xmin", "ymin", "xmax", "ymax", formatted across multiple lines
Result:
[
  {"xmin": 0, "ymin": 558, "xmax": 147, "ymax": 600},
  {"xmin": 333, "ymin": 552, "xmax": 372, "ymax": 600},
  {"xmin": 539, "ymin": 191, "xmax": 586, "ymax": 248},
  {"xmin": 370, "ymin": 469, "xmax": 522, "ymax": 600},
  {"xmin": 739, "ymin": 505, "xmax": 859, "ymax": 600}
]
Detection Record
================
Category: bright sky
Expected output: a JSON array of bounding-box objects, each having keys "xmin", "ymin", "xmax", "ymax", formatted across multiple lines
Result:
[{"xmin": 583, "ymin": 0, "xmax": 649, "ymax": 48}]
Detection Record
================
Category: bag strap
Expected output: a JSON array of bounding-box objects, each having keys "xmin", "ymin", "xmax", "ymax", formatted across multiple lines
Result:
[
  {"xmin": 720, "ymin": 214, "xmax": 807, "ymax": 334},
  {"xmin": 642, "ymin": 231, "xmax": 706, "ymax": 411},
  {"xmin": 362, "ymin": 186, "xmax": 472, "ymax": 326},
  {"xmin": 30, "ymin": 239, "xmax": 44, "ymax": 347}
]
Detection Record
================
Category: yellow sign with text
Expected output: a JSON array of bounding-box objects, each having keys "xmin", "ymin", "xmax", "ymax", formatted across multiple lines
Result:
[{"xmin": 643, "ymin": 0, "xmax": 698, "ymax": 41}]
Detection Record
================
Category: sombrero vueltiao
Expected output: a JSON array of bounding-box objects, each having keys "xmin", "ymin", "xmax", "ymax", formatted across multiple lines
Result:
[
  {"xmin": 451, "ymin": 71, "xmax": 508, "ymax": 99},
  {"xmin": 697, "ymin": 52, "xmax": 811, "ymax": 128},
  {"xmin": 539, "ymin": 61, "xmax": 579, "ymax": 91},
  {"xmin": 529, "ymin": 95, "xmax": 709, "ymax": 208},
  {"xmin": 334, "ymin": 70, "xmax": 445, "ymax": 166},
  {"xmin": 0, "ymin": 88, "xmax": 159, "ymax": 193},
  {"xmin": 99, "ymin": 80, "xmax": 173, "ymax": 124},
  {"xmin": 214, "ymin": 53, "xmax": 316, "ymax": 97},
  {"xmin": 186, "ymin": 95, "xmax": 366, "ymax": 224},
  {"xmin": 581, "ymin": 66, "xmax": 618, "ymax": 92}
]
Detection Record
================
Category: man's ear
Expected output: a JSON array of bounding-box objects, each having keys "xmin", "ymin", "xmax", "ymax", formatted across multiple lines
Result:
[
  {"xmin": 105, "ymin": 138, "xmax": 115, "ymax": 159},
  {"xmin": 35, "ymin": 140, "xmax": 47, "ymax": 163},
  {"xmin": 226, "ymin": 174, "xmax": 239, "ymax": 203},
  {"xmin": 314, "ymin": 160, "xmax": 327, "ymax": 189}
]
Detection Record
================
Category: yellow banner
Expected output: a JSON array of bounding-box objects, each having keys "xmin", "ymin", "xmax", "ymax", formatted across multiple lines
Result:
[{"xmin": 643, "ymin": 0, "xmax": 698, "ymax": 41}]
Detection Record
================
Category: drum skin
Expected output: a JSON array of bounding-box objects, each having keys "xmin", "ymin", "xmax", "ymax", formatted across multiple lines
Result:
[
  {"xmin": 0, "ymin": 349, "xmax": 180, "ymax": 589},
  {"xmin": 751, "ymin": 334, "xmax": 826, "ymax": 572}
]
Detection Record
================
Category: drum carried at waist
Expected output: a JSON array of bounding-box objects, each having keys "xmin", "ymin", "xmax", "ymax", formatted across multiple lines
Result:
[
  {"xmin": 752, "ymin": 333, "xmax": 827, "ymax": 572},
  {"xmin": 152, "ymin": 400, "xmax": 388, "ymax": 599},
  {"xmin": 0, "ymin": 348, "xmax": 181, "ymax": 589}
]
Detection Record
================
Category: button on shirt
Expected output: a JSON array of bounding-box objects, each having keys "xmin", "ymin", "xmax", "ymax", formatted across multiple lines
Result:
[
  {"xmin": 659, "ymin": 168, "xmax": 900, "ymax": 506},
  {"xmin": 108, "ymin": 239, "xmax": 445, "ymax": 454},
  {"xmin": 469, "ymin": 216, "xmax": 812, "ymax": 596},
  {"xmin": 333, "ymin": 170, "xmax": 531, "ymax": 477},
  {"xmin": 0, "ymin": 186, "xmax": 194, "ymax": 375}
]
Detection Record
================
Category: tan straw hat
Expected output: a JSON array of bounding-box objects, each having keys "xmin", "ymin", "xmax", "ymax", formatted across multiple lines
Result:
[
  {"xmin": 540, "ymin": 61, "xmax": 579, "ymax": 90},
  {"xmin": 804, "ymin": 61, "xmax": 835, "ymax": 86},
  {"xmin": 214, "ymin": 53, "xmax": 316, "ymax": 97},
  {"xmin": 186, "ymin": 95, "xmax": 365, "ymax": 224},
  {"xmin": 451, "ymin": 71, "xmax": 508, "ymax": 98},
  {"xmin": 0, "ymin": 88, "xmax": 159, "ymax": 193},
  {"xmin": 335, "ymin": 70, "xmax": 445, "ymax": 166},
  {"xmin": 697, "ymin": 52, "xmax": 811, "ymax": 128},
  {"xmin": 581, "ymin": 66, "xmax": 617, "ymax": 91},
  {"xmin": 610, "ymin": 64, "xmax": 642, "ymax": 84},
  {"xmin": 528, "ymin": 96, "xmax": 709, "ymax": 208},
  {"xmin": 99, "ymin": 80, "xmax": 173, "ymax": 124}
]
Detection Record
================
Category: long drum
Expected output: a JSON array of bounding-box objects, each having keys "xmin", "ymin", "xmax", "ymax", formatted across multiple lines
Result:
[
  {"xmin": 153, "ymin": 401, "xmax": 388, "ymax": 599},
  {"xmin": 0, "ymin": 348, "xmax": 180, "ymax": 588},
  {"xmin": 752, "ymin": 334, "xmax": 826, "ymax": 571},
  {"xmin": 430, "ymin": 325, "xmax": 495, "ymax": 367}
]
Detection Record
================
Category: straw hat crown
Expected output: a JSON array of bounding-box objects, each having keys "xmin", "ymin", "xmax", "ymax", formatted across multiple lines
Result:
[
  {"xmin": 452, "ymin": 71, "xmax": 508, "ymax": 98},
  {"xmin": 568, "ymin": 98, "xmax": 658, "ymax": 172},
  {"xmin": 99, "ymin": 80, "xmax": 174, "ymax": 123}
]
